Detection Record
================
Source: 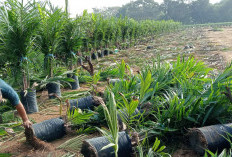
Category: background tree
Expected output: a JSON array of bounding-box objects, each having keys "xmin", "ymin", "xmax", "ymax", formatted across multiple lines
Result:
[
  {"xmin": 215, "ymin": 0, "xmax": 232, "ymax": 22},
  {"xmin": 161, "ymin": 0, "xmax": 191, "ymax": 24},
  {"xmin": 189, "ymin": 0, "xmax": 212, "ymax": 24},
  {"xmin": 93, "ymin": 0, "xmax": 232, "ymax": 24},
  {"xmin": 116, "ymin": 0, "xmax": 161, "ymax": 20}
]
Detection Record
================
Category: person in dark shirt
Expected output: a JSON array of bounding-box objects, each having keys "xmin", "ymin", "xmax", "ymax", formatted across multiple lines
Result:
[{"xmin": 0, "ymin": 78, "xmax": 32, "ymax": 128}]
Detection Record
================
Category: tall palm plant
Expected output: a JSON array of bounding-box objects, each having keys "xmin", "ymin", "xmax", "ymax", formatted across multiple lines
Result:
[
  {"xmin": 36, "ymin": 2, "xmax": 65, "ymax": 78},
  {"xmin": 60, "ymin": 17, "xmax": 82, "ymax": 70},
  {"xmin": 113, "ymin": 18, "xmax": 122, "ymax": 49},
  {"xmin": 119, "ymin": 17, "xmax": 129, "ymax": 49},
  {"xmin": 65, "ymin": 0, "xmax": 68, "ymax": 15},
  {"xmin": 0, "ymin": 0, "xmax": 39, "ymax": 90},
  {"xmin": 34, "ymin": 2, "xmax": 72, "ymax": 98},
  {"xmin": 79, "ymin": 10, "xmax": 94, "ymax": 56},
  {"xmin": 94, "ymin": 15, "xmax": 104, "ymax": 51}
]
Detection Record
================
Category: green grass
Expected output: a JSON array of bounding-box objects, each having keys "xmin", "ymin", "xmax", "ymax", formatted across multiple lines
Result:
[
  {"xmin": 185, "ymin": 22, "xmax": 232, "ymax": 28},
  {"xmin": 211, "ymin": 27, "xmax": 223, "ymax": 31},
  {"xmin": 1, "ymin": 111, "xmax": 17, "ymax": 123},
  {"xmin": 0, "ymin": 154, "xmax": 12, "ymax": 157},
  {"xmin": 0, "ymin": 129, "xmax": 7, "ymax": 136},
  {"xmin": 222, "ymin": 47, "xmax": 231, "ymax": 51}
]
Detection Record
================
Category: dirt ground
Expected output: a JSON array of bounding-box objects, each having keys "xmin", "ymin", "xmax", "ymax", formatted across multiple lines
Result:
[
  {"xmin": 1, "ymin": 26, "xmax": 232, "ymax": 157},
  {"xmin": 207, "ymin": 28, "xmax": 232, "ymax": 63},
  {"xmin": 0, "ymin": 86, "xmax": 93, "ymax": 156}
]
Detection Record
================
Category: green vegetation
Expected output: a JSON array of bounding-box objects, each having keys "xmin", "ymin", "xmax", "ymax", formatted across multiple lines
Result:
[
  {"xmin": 98, "ymin": 90, "xmax": 119, "ymax": 157},
  {"xmin": 0, "ymin": 154, "xmax": 12, "ymax": 157},
  {"xmin": 0, "ymin": 0, "xmax": 181, "ymax": 91},
  {"xmin": 1, "ymin": 0, "xmax": 232, "ymax": 156},
  {"xmin": 94, "ymin": 0, "xmax": 232, "ymax": 25}
]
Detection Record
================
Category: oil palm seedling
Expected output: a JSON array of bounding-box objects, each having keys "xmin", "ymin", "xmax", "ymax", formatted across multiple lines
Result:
[
  {"xmin": 100, "ymin": 66, "xmax": 119, "ymax": 81},
  {"xmin": 107, "ymin": 17, "xmax": 117, "ymax": 52},
  {"xmin": 146, "ymin": 58, "xmax": 173, "ymax": 97},
  {"xmin": 139, "ymin": 70, "xmax": 153, "ymax": 104},
  {"xmin": 137, "ymin": 136, "xmax": 171, "ymax": 157},
  {"xmin": 151, "ymin": 58, "xmax": 232, "ymax": 136},
  {"xmin": 204, "ymin": 149, "xmax": 231, "ymax": 157},
  {"xmin": 60, "ymin": 18, "xmax": 82, "ymax": 70},
  {"xmin": 128, "ymin": 19, "xmax": 136, "ymax": 47},
  {"xmin": 116, "ymin": 59, "xmax": 132, "ymax": 79},
  {"xmin": 90, "ymin": 13, "xmax": 98, "ymax": 58},
  {"xmin": 0, "ymin": 0, "xmax": 39, "ymax": 89},
  {"xmin": 119, "ymin": 17, "xmax": 129, "ymax": 49},
  {"xmin": 79, "ymin": 10, "xmax": 95, "ymax": 58},
  {"xmin": 35, "ymin": 2, "xmax": 68, "ymax": 98},
  {"xmin": 117, "ymin": 93, "xmax": 140, "ymax": 132},
  {"xmin": 60, "ymin": 16, "xmax": 82, "ymax": 90},
  {"xmin": 89, "ymin": 70, "xmax": 101, "ymax": 96},
  {"xmin": 36, "ymin": 2, "xmax": 65, "ymax": 77},
  {"xmin": 37, "ymin": 67, "xmax": 76, "ymax": 99},
  {"xmin": 102, "ymin": 18, "xmax": 115, "ymax": 54},
  {"xmin": 109, "ymin": 76, "xmax": 138, "ymax": 102},
  {"xmin": 67, "ymin": 107, "xmax": 94, "ymax": 126},
  {"xmin": 0, "ymin": 0, "xmax": 40, "ymax": 113},
  {"xmin": 112, "ymin": 18, "xmax": 122, "ymax": 50},
  {"xmin": 97, "ymin": 89, "xmax": 119, "ymax": 157}
]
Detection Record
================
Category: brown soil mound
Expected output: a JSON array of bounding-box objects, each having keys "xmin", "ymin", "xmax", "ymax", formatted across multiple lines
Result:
[{"xmin": 24, "ymin": 126, "xmax": 54, "ymax": 151}]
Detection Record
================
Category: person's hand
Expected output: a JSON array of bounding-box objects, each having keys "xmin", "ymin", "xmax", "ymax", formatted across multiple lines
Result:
[{"xmin": 23, "ymin": 120, "xmax": 32, "ymax": 128}]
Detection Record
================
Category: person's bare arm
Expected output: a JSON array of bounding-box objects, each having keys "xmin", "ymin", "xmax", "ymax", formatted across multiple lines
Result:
[
  {"xmin": 0, "ymin": 79, "xmax": 32, "ymax": 128},
  {"xmin": 15, "ymin": 102, "xmax": 32, "ymax": 128}
]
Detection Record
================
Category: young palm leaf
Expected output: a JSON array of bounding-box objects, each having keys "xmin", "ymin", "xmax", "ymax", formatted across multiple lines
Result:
[{"xmin": 97, "ymin": 89, "xmax": 119, "ymax": 157}]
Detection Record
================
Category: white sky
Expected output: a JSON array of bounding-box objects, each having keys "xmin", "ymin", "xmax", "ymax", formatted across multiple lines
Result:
[
  {"xmin": 1, "ymin": 0, "xmax": 223, "ymax": 17},
  {"xmin": 48, "ymin": 0, "xmax": 222, "ymax": 17}
]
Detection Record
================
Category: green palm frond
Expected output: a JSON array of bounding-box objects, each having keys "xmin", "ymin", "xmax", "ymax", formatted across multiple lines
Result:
[
  {"xmin": 97, "ymin": 89, "xmax": 119, "ymax": 157},
  {"xmin": 36, "ymin": 3, "xmax": 65, "ymax": 56},
  {"xmin": 0, "ymin": 0, "xmax": 39, "ymax": 62}
]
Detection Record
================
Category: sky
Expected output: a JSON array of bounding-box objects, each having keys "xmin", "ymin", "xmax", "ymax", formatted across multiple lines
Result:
[
  {"xmin": 1, "ymin": 0, "xmax": 223, "ymax": 17},
  {"xmin": 48, "ymin": 0, "xmax": 222, "ymax": 17}
]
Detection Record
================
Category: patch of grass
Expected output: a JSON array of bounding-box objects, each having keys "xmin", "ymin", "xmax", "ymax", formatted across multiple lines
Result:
[
  {"xmin": 0, "ymin": 103, "xmax": 14, "ymax": 114},
  {"xmin": 1, "ymin": 111, "xmax": 16, "ymax": 123},
  {"xmin": 12, "ymin": 126, "xmax": 24, "ymax": 132},
  {"xmin": 222, "ymin": 47, "xmax": 231, "ymax": 51},
  {"xmin": 0, "ymin": 129, "xmax": 7, "ymax": 136},
  {"xmin": 0, "ymin": 154, "xmax": 12, "ymax": 157},
  {"xmin": 211, "ymin": 27, "xmax": 223, "ymax": 31}
]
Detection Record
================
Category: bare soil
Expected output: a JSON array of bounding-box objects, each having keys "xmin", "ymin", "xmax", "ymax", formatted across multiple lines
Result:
[
  {"xmin": 206, "ymin": 28, "xmax": 232, "ymax": 63},
  {"xmin": 172, "ymin": 149, "xmax": 200, "ymax": 157}
]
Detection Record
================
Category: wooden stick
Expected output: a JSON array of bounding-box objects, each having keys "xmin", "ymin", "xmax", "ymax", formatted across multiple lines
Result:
[{"xmin": 81, "ymin": 56, "xmax": 94, "ymax": 76}]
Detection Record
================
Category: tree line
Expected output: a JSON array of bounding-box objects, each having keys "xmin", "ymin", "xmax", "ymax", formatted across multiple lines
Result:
[{"xmin": 93, "ymin": 0, "xmax": 232, "ymax": 24}]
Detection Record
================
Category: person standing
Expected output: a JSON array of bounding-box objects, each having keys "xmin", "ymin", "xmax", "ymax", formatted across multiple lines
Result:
[{"xmin": 0, "ymin": 78, "xmax": 32, "ymax": 128}]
